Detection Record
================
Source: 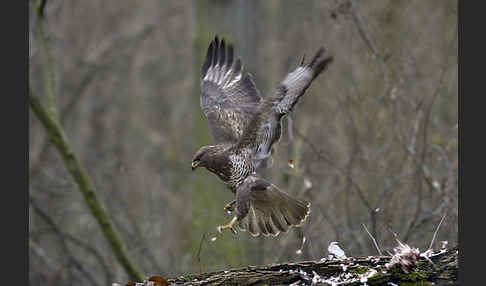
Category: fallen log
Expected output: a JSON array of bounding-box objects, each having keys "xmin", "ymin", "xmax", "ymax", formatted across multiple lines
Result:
[{"xmin": 122, "ymin": 246, "xmax": 458, "ymax": 286}]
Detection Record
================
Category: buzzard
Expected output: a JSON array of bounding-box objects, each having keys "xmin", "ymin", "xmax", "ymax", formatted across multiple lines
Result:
[{"xmin": 192, "ymin": 36, "xmax": 333, "ymax": 237}]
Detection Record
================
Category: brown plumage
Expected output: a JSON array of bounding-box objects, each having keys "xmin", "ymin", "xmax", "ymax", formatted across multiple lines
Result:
[{"xmin": 192, "ymin": 36, "xmax": 333, "ymax": 237}]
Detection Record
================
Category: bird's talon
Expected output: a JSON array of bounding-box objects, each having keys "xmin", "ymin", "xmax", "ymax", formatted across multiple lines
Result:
[
  {"xmin": 223, "ymin": 201, "xmax": 235, "ymax": 214},
  {"xmin": 223, "ymin": 206, "xmax": 233, "ymax": 214},
  {"xmin": 217, "ymin": 224, "xmax": 237, "ymax": 234},
  {"xmin": 218, "ymin": 217, "xmax": 238, "ymax": 235}
]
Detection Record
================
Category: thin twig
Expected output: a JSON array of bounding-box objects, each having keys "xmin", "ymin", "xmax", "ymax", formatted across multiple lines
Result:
[
  {"xmin": 196, "ymin": 232, "xmax": 207, "ymax": 273},
  {"xmin": 349, "ymin": 0, "xmax": 390, "ymax": 100},
  {"xmin": 403, "ymin": 24, "xmax": 456, "ymax": 241},
  {"xmin": 362, "ymin": 223, "xmax": 382, "ymax": 255},
  {"xmin": 29, "ymin": 238, "xmax": 57, "ymax": 273},
  {"xmin": 428, "ymin": 214, "xmax": 446, "ymax": 251},
  {"xmin": 29, "ymin": 196, "xmax": 102, "ymax": 286},
  {"xmin": 29, "ymin": 26, "xmax": 154, "ymax": 179},
  {"xmin": 294, "ymin": 128, "xmax": 373, "ymax": 211},
  {"xmin": 36, "ymin": 0, "xmax": 48, "ymax": 18}
]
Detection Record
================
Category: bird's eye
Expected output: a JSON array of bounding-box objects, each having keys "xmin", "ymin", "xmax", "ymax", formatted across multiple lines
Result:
[{"xmin": 192, "ymin": 159, "xmax": 201, "ymax": 169}]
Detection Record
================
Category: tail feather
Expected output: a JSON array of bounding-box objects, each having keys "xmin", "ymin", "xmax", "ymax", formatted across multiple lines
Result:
[
  {"xmin": 238, "ymin": 184, "xmax": 311, "ymax": 237},
  {"xmin": 270, "ymin": 210, "xmax": 287, "ymax": 232}
]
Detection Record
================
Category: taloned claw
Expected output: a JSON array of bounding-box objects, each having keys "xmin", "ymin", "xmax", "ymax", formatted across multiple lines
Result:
[
  {"xmin": 223, "ymin": 201, "xmax": 235, "ymax": 214},
  {"xmin": 217, "ymin": 216, "xmax": 238, "ymax": 235}
]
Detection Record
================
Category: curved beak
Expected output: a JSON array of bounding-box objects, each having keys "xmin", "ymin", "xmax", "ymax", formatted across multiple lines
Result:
[{"xmin": 191, "ymin": 161, "xmax": 199, "ymax": 171}]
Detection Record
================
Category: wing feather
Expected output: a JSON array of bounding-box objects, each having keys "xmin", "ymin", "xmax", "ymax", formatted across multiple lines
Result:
[
  {"xmin": 237, "ymin": 47, "xmax": 333, "ymax": 171},
  {"xmin": 200, "ymin": 37, "xmax": 261, "ymax": 144}
]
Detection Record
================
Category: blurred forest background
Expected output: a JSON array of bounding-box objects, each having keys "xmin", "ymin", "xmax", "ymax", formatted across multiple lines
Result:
[{"xmin": 29, "ymin": 0, "xmax": 458, "ymax": 285}]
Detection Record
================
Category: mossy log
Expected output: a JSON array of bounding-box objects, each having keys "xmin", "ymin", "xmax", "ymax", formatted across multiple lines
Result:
[{"xmin": 130, "ymin": 246, "xmax": 457, "ymax": 286}]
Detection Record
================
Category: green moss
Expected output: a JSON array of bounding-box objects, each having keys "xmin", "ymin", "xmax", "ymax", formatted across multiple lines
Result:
[
  {"xmin": 392, "ymin": 269, "xmax": 428, "ymax": 282},
  {"xmin": 386, "ymin": 264, "xmax": 431, "ymax": 285},
  {"xmin": 408, "ymin": 270, "xmax": 428, "ymax": 281},
  {"xmin": 416, "ymin": 259, "xmax": 425, "ymax": 267},
  {"xmin": 367, "ymin": 272, "xmax": 388, "ymax": 284},
  {"xmin": 349, "ymin": 266, "xmax": 369, "ymax": 274}
]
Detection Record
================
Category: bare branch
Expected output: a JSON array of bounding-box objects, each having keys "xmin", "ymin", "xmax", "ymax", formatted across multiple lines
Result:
[
  {"xmin": 35, "ymin": 0, "xmax": 48, "ymax": 19},
  {"xmin": 197, "ymin": 232, "xmax": 207, "ymax": 273},
  {"xmin": 428, "ymin": 214, "xmax": 446, "ymax": 251},
  {"xmin": 349, "ymin": 0, "xmax": 391, "ymax": 100},
  {"xmin": 35, "ymin": 1, "xmax": 57, "ymax": 117},
  {"xmin": 29, "ymin": 26, "xmax": 155, "ymax": 179},
  {"xmin": 404, "ymin": 24, "xmax": 457, "ymax": 241},
  {"xmin": 29, "ymin": 196, "xmax": 102, "ymax": 286},
  {"xmin": 29, "ymin": 238, "xmax": 57, "ymax": 273},
  {"xmin": 294, "ymin": 128, "xmax": 373, "ymax": 211},
  {"xmin": 362, "ymin": 223, "xmax": 382, "ymax": 256}
]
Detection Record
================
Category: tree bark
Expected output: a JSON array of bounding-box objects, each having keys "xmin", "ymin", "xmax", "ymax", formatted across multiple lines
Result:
[{"xmin": 130, "ymin": 246, "xmax": 457, "ymax": 286}]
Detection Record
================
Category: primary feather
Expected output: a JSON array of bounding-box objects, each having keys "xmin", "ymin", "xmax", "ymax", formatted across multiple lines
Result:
[{"xmin": 200, "ymin": 36, "xmax": 261, "ymax": 144}]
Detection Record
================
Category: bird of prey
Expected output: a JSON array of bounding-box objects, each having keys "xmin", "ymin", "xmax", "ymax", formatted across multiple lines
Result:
[{"xmin": 191, "ymin": 36, "xmax": 333, "ymax": 237}]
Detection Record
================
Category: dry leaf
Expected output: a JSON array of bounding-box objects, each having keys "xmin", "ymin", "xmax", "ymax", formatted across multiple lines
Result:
[{"xmin": 148, "ymin": 275, "xmax": 169, "ymax": 286}]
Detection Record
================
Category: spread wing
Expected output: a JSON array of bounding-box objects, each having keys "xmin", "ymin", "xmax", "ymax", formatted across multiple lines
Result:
[
  {"xmin": 237, "ymin": 47, "xmax": 333, "ymax": 170},
  {"xmin": 200, "ymin": 37, "xmax": 261, "ymax": 144}
]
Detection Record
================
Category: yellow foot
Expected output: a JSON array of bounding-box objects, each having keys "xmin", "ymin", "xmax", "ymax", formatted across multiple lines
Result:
[
  {"xmin": 217, "ymin": 216, "xmax": 238, "ymax": 234},
  {"xmin": 223, "ymin": 200, "xmax": 235, "ymax": 214}
]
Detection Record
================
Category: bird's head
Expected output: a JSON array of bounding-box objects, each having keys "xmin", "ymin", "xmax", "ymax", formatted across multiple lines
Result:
[{"xmin": 191, "ymin": 145, "xmax": 217, "ymax": 171}]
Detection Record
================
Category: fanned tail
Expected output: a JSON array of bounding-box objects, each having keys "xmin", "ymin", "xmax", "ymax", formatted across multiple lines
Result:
[{"xmin": 238, "ymin": 184, "xmax": 311, "ymax": 237}]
